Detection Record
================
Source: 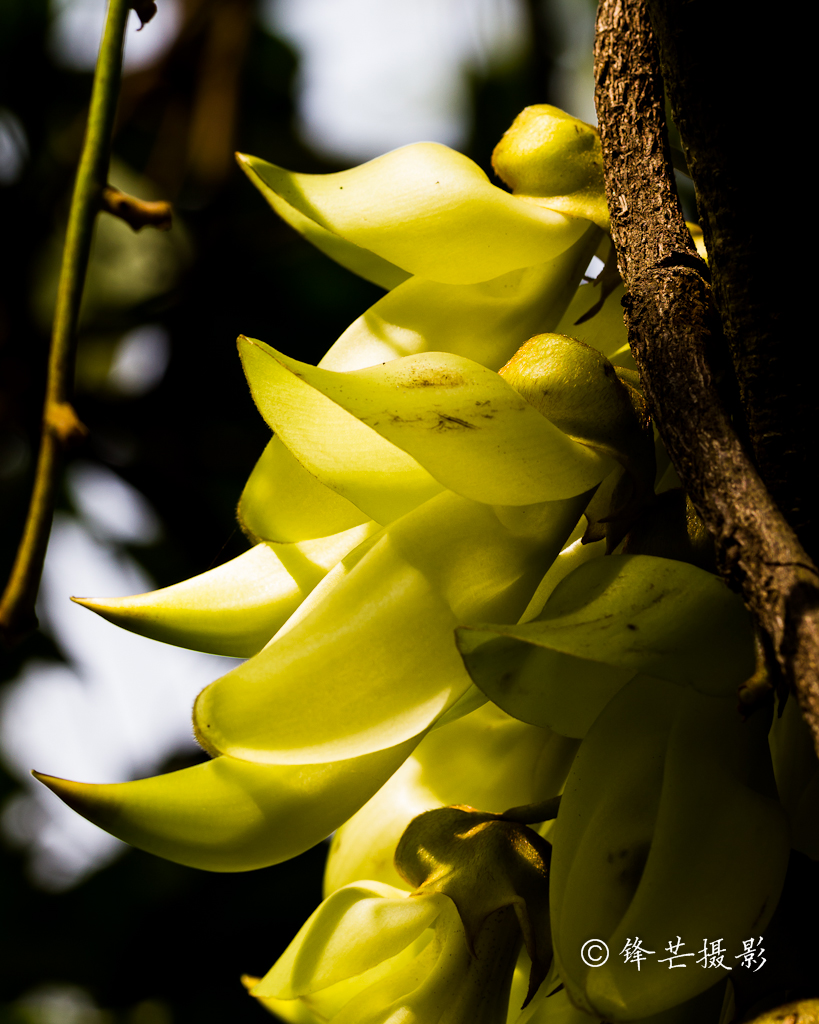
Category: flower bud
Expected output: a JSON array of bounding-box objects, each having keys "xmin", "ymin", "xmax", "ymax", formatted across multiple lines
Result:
[
  {"xmin": 251, "ymin": 880, "xmax": 524, "ymax": 1024},
  {"xmin": 499, "ymin": 335, "xmax": 654, "ymax": 524},
  {"xmin": 492, "ymin": 105, "xmax": 608, "ymax": 228},
  {"xmin": 395, "ymin": 805, "xmax": 553, "ymax": 1005}
]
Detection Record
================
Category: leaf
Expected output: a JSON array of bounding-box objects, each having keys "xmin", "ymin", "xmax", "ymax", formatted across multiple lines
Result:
[
  {"xmin": 241, "ymin": 339, "xmax": 613, "ymax": 506},
  {"xmin": 237, "ymin": 144, "xmax": 589, "ymax": 284}
]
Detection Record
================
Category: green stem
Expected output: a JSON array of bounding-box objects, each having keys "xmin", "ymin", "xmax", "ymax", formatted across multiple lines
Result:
[{"xmin": 0, "ymin": 0, "xmax": 131, "ymax": 645}]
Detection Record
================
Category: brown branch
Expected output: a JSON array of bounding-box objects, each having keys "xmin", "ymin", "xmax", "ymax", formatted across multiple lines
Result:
[
  {"xmin": 100, "ymin": 184, "xmax": 172, "ymax": 231},
  {"xmin": 593, "ymin": 0, "xmax": 819, "ymax": 754}
]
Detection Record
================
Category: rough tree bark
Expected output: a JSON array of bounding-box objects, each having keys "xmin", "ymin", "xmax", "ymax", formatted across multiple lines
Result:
[{"xmin": 592, "ymin": 0, "xmax": 819, "ymax": 753}]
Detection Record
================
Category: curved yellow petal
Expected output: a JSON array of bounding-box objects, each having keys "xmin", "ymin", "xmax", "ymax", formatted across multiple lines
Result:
[
  {"xmin": 256, "ymin": 883, "xmax": 446, "ymax": 998},
  {"xmin": 516, "ymin": 985, "xmax": 605, "ymax": 1024},
  {"xmin": 318, "ymin": 227, "xmax": 600, "ymax": 374},
  {"xmin": 239, "ymin": 436, "xmax": 371, "ymax": 544},
  {"xmin": 236, "ymin": 144, "xmax": 589, "ymax": 284},
  {"xmin": 241, "ymin": 339, "xmax": 612, "ymax": 506},
  {"xmin": 323, "ymin": 758, "xmax": 440, "ymax": 895},
  {"xmin": 240, "ymin": 342, "xmax": 444, "ymax": 524},
  {"xmin": 552, "ymin": 682, "xmax": 788, "ymax": 1019},
  {"xmin": 458, "ymin": 554, "xmax": 755, "ymax": 736},
  {"xmin": 72, "ymin": 524, "xmax": 379, "ymax": 658},
  {"xmin": 194, "ymin": 489, "xmax": 587, "ymax": 765},
  {"xmin": 769, "ymin": 694, "xmax": 819, "ymax": 860},
  {"xmin": 498, "ymin": 335, "xmax": 654, "ymax": 498},
  {"xmin": 324, "ymin": 703, "xmax": 578, "ymax": 894},
  {"xmin": 518, "ymin": 533, "xmax": 606, "ymax": 624},
  {"xmin": 549, "ymin": 674, "xmax": 680, "ymax": 997},
  {"xmin": 246, "ymin": 990, "xmax": 317, "ymax": 1023},
  {"xmin": 247, "ymin": 935, "xmax": 433, "ymax": 1022},
  {"xmin": 595, "ymin": 698, "xmax": 787, "ymax": 1018},
  {"xmin": 237, "ymin": 153, "xmax": 411, "ymax": 290},
  {"xmin": 459, "ymin": 629, "xmax": 634, "ymax": 740},
  {"xmin": 33, "ymin": 734, "xmax": 418, "ymax": 872},
  {"xmin": 236, "ymin": 234, "xmax": 602, "ymax": 541}
]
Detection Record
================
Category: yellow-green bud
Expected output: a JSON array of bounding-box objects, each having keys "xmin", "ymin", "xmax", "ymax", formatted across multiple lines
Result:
[
  {"xmin": 500, "ymin": 333, "xmax": 655, "ymax": 545},
  {"xmin": 492, "ymin": 105, "xmax": 609, "ymax": 228},
  {"xmin": 499, "ymin": 335, "xmax": 647, "ymax": 455}
]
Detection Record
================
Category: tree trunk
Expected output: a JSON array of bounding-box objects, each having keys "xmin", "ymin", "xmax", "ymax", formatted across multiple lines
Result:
[{"xmin": 592, "ymin": 0, "xmax": 819, "ymax": 753}]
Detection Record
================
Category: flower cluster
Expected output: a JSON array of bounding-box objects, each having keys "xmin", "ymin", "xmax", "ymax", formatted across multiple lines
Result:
[{"xmin": 37, "ymin": 106, "xmax": 815, "ymax": 1023}]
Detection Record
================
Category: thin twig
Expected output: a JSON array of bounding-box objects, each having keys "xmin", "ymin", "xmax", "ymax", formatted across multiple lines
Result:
[
  {"xmin": 101, "ymin": 185, "xmax": 172, "ymax": 231},
  {"xmin": 0, "ymin": 0, "xmax": 132, "ymax": 646},
  {"xmin": 592, "ymin": 0, "xmax": 819, "ymax": 754}
]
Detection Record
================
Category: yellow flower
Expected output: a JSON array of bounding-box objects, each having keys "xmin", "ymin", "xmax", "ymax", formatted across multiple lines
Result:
[
  {"xmin": 39, "ymin": 106, "xmax": 622, "ymax": 873},
  {"xmin": 250, "ymin": 802, "xmax": 554, "ymax": 1024},
  {"xmin": 32, "ymin": 100, "xmax": 791, "ymax": 1024}
]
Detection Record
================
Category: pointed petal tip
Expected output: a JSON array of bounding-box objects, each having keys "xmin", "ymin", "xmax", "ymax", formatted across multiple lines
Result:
[
  {"xmin": 31, "ymin": 771, "xmax": 87, "ymax": 812},
  {"xmin": 237, "ymin": 334, "xmax": 263, "ymax": 356},
  {"xmin": 235, "ymin": 153, "xmax": 257, "ymax": 176},
  {"xmin": 69, "ymin": 594, "xmax": 157, "ymax": 629},
  {"xmin": 70, "ymin": 595, "xmax": 113, "ymax": 612},
  {"xmin": 32, "ymin": 769, "xmax": 57, "ymax": 784},
  {"xmin": 32, "ymin": 773, "xmax": 143, "ymax": 849}
]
